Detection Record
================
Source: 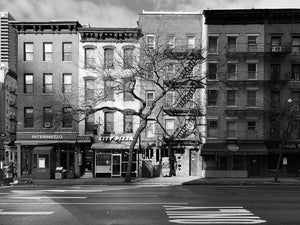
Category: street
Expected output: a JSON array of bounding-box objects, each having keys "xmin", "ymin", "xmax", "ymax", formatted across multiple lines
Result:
[{"xmin": 0, "ymin": 184, "xmax": 299, "ymax": 225}]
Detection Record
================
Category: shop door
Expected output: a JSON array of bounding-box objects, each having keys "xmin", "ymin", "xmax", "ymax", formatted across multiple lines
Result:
[
  {"xmin": 189, "ymin": 150, "xmax": 198, "ymax": 176},
  {"xmin": 95, "ymin": 153, "xmax": 111, "ymax": 175},
  {"xmin": 112, "ymin": 154, "xmax": 121, "ymax": 176},
  {"xmin": 248, "ymin": 156, "xmax": 261, "ymax": 177}
]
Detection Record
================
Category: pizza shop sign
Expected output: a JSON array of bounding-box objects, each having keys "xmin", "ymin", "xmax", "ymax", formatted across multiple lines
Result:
[{"xmin": 99, "ymin": 136, "xmax": 133, "ymax": 142}]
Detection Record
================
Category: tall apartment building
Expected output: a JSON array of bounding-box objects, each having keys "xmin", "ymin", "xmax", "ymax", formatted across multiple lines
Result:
[
  {"xmin": 0, "ymin": 12, "xmax": 17, "ymax": 168},
  {"xmin": 78, "ymin": 27, "xmax": 142, "ymax": 178},
  {"xmin": 11, "ymin": 21, "xmax": 85, "ymax": 179},
  {"xmin": 202, "ymin": 9, "xmax": 300, "ymax": 178},
  {"xmin": 138, "ymin": 11, "xmax": 204, "ymax": 177}
]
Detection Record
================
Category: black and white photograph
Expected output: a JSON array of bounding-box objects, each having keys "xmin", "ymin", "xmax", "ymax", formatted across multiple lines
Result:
[{"xmin": 0, "ymin": 0, "xmax": 300, "ymax": 224}]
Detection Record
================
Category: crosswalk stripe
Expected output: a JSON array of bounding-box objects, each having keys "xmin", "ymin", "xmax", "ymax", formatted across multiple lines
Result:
[{"xmin": 164, "ymin": 206, "xmax": 266, "ymax": 224}]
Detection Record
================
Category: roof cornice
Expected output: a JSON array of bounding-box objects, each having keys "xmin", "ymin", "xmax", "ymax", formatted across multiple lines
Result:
[{"xmin": 10, "ymin": 21, "xmax": 82, "ymax": 34}]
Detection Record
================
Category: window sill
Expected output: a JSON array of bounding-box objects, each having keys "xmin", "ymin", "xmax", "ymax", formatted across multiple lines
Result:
[
  {"xmin": 207, "ymin": 105, "xmax": 218, "ymax": 107},
  {"xmin": 226, "ymin": 105, "xmax": 238, "ymax": 108},
  {"xmin": 208, "ymin": 52, "xmax": 219, "ymax": 55},
  {"xmin": 207, "ymin": 137, "xmax": 219, "ymax": 140},
  {"xmin": 226, "ymin": 137, "xmax": 237, "ymax": 140}
]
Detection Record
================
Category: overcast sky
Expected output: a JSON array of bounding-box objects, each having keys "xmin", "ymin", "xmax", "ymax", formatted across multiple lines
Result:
[{"xmin": 1, "ymin": 0, "xmax": 300, "ymax": 27}]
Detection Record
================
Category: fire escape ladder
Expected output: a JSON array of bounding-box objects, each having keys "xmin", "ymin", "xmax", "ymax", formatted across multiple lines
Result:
[
  {"xmin": 174, "ymin": 82, "xmax": 196, "ymax": 108},
  {"xmin": 175, "ymin": 115, "xmax": 196, "ymax": 139},
  {"xmin": 181, "ymin": 57, "xmax": 198, "ymax": 79}
]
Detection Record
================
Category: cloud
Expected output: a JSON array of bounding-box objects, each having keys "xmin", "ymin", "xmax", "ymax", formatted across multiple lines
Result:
[{"xmin": 1, "ymin": 0, "xmax": 300, "ymax": 27}]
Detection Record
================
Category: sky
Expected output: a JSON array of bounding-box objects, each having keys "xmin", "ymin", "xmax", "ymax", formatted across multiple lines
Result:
[{"xmin": 1, "ymin": 0, "xmax": 300, "ymax": 27}]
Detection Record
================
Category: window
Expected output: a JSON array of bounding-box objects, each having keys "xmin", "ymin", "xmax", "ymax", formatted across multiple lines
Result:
[
  {"xmin": 85, "ymin": 114, "xmax": 95, "ymax": 134},
  {"xmin": 43, "ymin": 73, "xmax": 53, "ymax": 93},
  {"xmin": 85, "ymin": 48, "xmax": 95, "ymax": 68},
  {"xmin": 146, "ymin": 63, "xmax": 154, "ymax": 80},
  {"xmin": 292, "ymin": 37, "xmax": 300, "ymax": 53},
  {"xmin": 292, "ymin": 91, "xmax": 300, "ymax": 102},
  {"xmin": 123, "ymin": 78, "xmax": 134, "ymax": 101},
  {"xmin": 167, "ymin": 35, "xmax": 175, "ymax": 49},
  {"xmin": 85, "ymin": 78, "xmax": 95, "ymax": 101},
  {"xmin": 146, "ymin": 91, "xmax": 155, "ymax": 107},
  {"xmin": 166, "ymin": 64, "xmax": 175, "ymax": 79},
  {"xmin": 147, "ymin": 35, "xmax": 155, "ymax": 49},
  {"xmin": 227, "ymin": 121, "xmax": 236, "ymax": 138},
  {"xmin": 291, "ymin": 121, "xmax": 300, "ymax": 140},
  {"xmin": 62, "ymin": 42, "xmax": 72, "ymax": 61},
  {"xmin": 227, "ymin": 36, "xmax": 237, "ymax": 52},
  {"xmin": 247, "ymin": 90, "xmax": 257, "ymax": 107},
  {"xmin": 271, "ymin": 36, "xmax": 281, "ymax": 52},
  {"xmin": 165, "ymin": 91, "xmax": 175, "ymax": 107},
  {"xmin": 104, "ymin": 79, "xmax": 114, "ymax": 101},
  {"xmin": 165, "ymin": 119, "xmax": 175, "ymax": 135},
  {"xmin": 124, "ymin": 48, "xmax": 133, "ymax": 69},
  {"xmin": 24, "ymin": 73, "xmax": 33, "ymax": 93},
  {"xmin": 208, "ymin": 36, "xmax": 218, "ymax": 53},
  {"xmin": 248, "ymin": 35, "xmax": 257, "ymax": 51},
  {"xmin": 104, "ymin": 48, "xmax": 114, "ymax": 68},
  {"xmin": 43, "ymin": 43, "xmax": 53, "ymax": 61},
  {"xmin": 270, "ymin": 91, "xmax": 280, "ymax": 108},
  {"xmin": 24, "ymin": 107, "xmax": 34, "ymax": 128},
  {"xmin": 291, "ymin": 64, "xmax": 300, "ymax": 81},
  {"xmin": 62, "ymin": 107, "xmax": 73, "ymax": 128},
  {"xmin": 227, "ymin": 90, "xmax": 236, "ymax": 106},
  {"xmin": 24, "ymin": 43, "xmax": 33, "ymax": 61},
  {"xmin": 63, "ymin": 73, "xmax": 72, "ymax": 94},
  {"xmin": 43, "ymin": 107, "xmax": 53, "ymax": 128},
  {"xmin": 227, "ymin": 63, "xmax": 237, "ymax": 79},
  {"xmin": 208, "ymin": 63, "xmax": 217, "ymax": 80},
  {"xmin": 146, "ymin": 121, "xmax": 155, "ymax": 138},
  {"xmin": 270, "ymin": 64, "xmax": 280, "ymax": 80},
  {"xmin": 104, "ymin": 112, "xmax": 114, "ymax": 133},
  {"xmin": 207, "ymin": 90, "xmax": 218, "ymax": 106},
  {"xmin": 187, "ymin": 36, "xmax": 195, "ymax": 49},
  {"xmin": 247, "ymin": 121, "xmax": 256, "ymax": 131},
  {"xmin": 207, "ymin": 120, "xmax": 218, "ymax": 138},
  {"xmin": 270, "ymin": 119, "xmax": 279, "ymax": 139},
  {"xmin": 124, "ymin": 115, "xmax": 133, "ymax": 133},
  {"xmin": 248, "ymin": 63, "xmax": 257, "ymax": 79}
]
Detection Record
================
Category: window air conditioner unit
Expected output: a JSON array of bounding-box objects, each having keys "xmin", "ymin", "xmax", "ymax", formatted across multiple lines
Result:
[
  {"xmin": 44, "ymin": 122, "xmax": 51, "ymax": 128},
  {"xmin": 271, "ymin": 46, "xmax": 282, "ymax": 52}
]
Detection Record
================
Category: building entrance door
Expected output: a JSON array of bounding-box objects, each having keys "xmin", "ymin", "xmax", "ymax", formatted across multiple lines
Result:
[{"xmin": 112, "ymin": 154, "xmax": 121, "ymax": 176}]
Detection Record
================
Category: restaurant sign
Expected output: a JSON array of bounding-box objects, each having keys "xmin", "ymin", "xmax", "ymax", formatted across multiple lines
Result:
[
  {"xmin": 283, "ymin": 143, "xmax": 300, "ymax": 149},
  {"xmin": 99, "ymin": 136, "xmax": 133, "ymax": 142},
  {"xmin": 17, "ymin": 132, "xmax": 77, "ymax": 140}
]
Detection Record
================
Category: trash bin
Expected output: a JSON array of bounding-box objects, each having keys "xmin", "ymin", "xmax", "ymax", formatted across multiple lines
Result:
[{"xmin": 55, "ymin": 167, "xmax": 64, "ymax": 179}]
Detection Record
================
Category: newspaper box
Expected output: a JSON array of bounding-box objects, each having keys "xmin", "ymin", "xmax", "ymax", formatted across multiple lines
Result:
[{"xmin": 55, "ymin": 167, "xmax": 64, "ymax": 179}]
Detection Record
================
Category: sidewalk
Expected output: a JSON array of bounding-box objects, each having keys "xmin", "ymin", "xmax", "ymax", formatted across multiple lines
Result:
[{"xmin": 5, "ymin": 176, "xmax": 300, "ymax": 187}]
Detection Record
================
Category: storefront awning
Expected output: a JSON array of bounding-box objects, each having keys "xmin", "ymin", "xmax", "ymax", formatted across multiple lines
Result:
[
  {"xmin": 15, "ymin": 140, "xmax": 76, "ymax": 145},
  {"xmin": 201, "ymin": 143, "xmax": 267, "ymax": 155},
  {"xmin": 91, "ymin": 142, "xmax": 132, "ymax": 150},
  {"xmin": 33, "ymin": 146, "xmax": 53, "ymax": 154}
]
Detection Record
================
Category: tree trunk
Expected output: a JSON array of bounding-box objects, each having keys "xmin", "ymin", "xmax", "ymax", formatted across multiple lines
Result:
[
  {"xmin": 125, "ymin": 120, "xmax": 147, "ymax": 183},
  {"xmin": 274, "ymin": 151, "xmax": 283, "ymax": 182}
]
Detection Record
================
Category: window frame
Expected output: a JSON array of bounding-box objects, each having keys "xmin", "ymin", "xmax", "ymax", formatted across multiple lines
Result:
[
  {"xmin": 62, "ymin": 42, "xmax": 72, "ymax": 61},
  {"xmin": 104, "ymin": 48, "xmax": 114, "ymax": 69},
  {"xmin": 24, "ymin": 42, "xmax": 34, "ymax": 61},
  {"xmin": 247, "ymin": 90, "xmax": 257, "ymax": 107},
  {"xmin": 43, "ymin": 42, "xmax": 53, "ymax": 61},
  {"xmin": 146, "ymin": 90, "xmax": 155, "ymax": 107},
  {"xmin": 24, "ymin": 73, "xmax": 34, "ymax": 93},
  {"xmin": 248, "ymin": 63, "xmax": 257, "ymax": 79},
  {"xmin": 146, "ymin": 35, "xmax": 155, "ymax": 49},
  {"xmin": 24, "ymin": 107, "xmax": 34, "ymax": 128},
  {"xmin": 85, "ymin": 48, "xmax": 95, "ymax": 69},
  {"xmin": 207, "ymin": 63, "xmax": 217, "ymax": 80},
  {"xmin": 123, "ymin": 48, "xmax": 133, "ymax": 69},
  {"xmin": 146, "ymin": 121, "xmax": 155, "ymax": 138},
  {"xmin": 85, "ymin": 78, "xmax": 95, "ymax": 101},
  {"xmin": 62, "ymin": 73, "xmax": 72, "ymax": 94},
  {"xmin": 43, "ymin": 73, "xmax": 53, "ymax": 93},
  {"xmin": 208, "ymin": 36, "xmax": 218, "ymax": 54},
  {"xmin": 43, "ymin": 107, "xmax": 53, "ymax": 128},
  {"xmin": 227, "ymin": 120, "xmax": 237, "ymax": 138},
  {"xmin": 104, "ymin": 111, "xmax": 114, "ymax": 134},
  {"xmin": 62, "ymin": 107, "xmax": 73, "ymax": 128},
  {"xmin": 124, "ymin": 114, "xmax": 133, "ymax": 134},
  {"xmin": 187, "ymin": 35, "xmax": 196, "ymax": 49},
  {"xmin": 227, "ymin": 90, "xmax": 237, "ymax": 106},
  {"xmin": 104, "ymin": 79, "xmax": 114, "ymax": 101},
  {"xmin": 165, "ymin": 119, "xmax": 175, "ymax": 135},
  {"xmin": 207, "ymin": 120, "xmax": 218, "ymax": 138},
  {"xmin": 292, "ymin": 36, "xmax": 300, "ymax": 53},
  {"xmin": 227, "ymin": 63, "xmax": 237, "ymax": 79},
  {"xmin": 207, "ymin": 90, "xmax": 218, "ymax": 106},
  {"xmin": 227, "ymin": 36, "xmax": 237, "ymax": 52}
]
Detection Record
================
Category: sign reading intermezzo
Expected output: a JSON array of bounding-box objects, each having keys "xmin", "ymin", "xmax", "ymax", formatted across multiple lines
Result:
[
  {"xmin": 99, "ymin": 136, "xmax": 133, "ymax": 142},
  {"xmin": 32, "ymin": 134, "xmax": 63, "ymax": 139},
  {"xmin": 17, "ymin": 132, "xmax": 78, "ymax": 140}
]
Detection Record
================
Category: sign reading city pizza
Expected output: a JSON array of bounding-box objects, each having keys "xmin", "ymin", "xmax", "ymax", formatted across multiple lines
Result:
[{"xmin": 99, "ymin": 136, "xmax": 133, "ymax": 142}]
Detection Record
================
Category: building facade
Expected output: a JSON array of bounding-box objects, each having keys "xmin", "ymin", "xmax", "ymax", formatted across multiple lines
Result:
[
  {"xmin": 202, "ymin": 9, "xmax": 300, "ymax": 178},
  {"xmin": 0, "ymin": 12, "xmax": 17, "ymax": 169},
  {"xmin": 138, "ymin": 11, "xmax": 205, "ymax": 177},
  {"xmin": 78, "ymin": 27, "xmax": 142, "ymax": 178},
  {"xmin": 11, "ymin": 21, "xmax": 85, "ymax": 179}
]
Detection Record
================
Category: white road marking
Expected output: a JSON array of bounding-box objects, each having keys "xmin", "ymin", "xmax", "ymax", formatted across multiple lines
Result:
[
  {"xmin": 164, "ymin": 206, "xmax": 266, "ymax": 224},
  {"xmin": 0, "ymin": 202, "xmax": 188, "ymax": 205},
  {"xmin": 0, "ymin": 209, "xmax": 54, "ymax": 216},
  {"xmin": 8, "ymin": 196, "xmax": 86, "ymax": 200},
  {"xmin": 44, "ymin": 189, "xmax": 103, "ymax": 193}
]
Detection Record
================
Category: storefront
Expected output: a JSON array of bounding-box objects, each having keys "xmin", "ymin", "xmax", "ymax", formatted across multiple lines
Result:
[
  {"xmin": 265, "ymin": 141, "xmax": 300, "ymax": 177},
  {"xmin": 91, "ymin": 136, "xmax": 137, "ymax": 178},
  {"xmin": 201, "ymin": 143, "xmax": 268, "ymax": 177},
  {"xmin": 15, "ymin": 132, "xmax": 92, "ymax": 179}
]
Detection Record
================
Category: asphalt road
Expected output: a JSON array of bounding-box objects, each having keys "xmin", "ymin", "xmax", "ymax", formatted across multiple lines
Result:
[{"xmin": 0, "ymin": 184, "xmax": 299, "ymax": 225}]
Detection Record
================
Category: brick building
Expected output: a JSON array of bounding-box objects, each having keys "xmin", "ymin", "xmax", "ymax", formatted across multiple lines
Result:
[
  {"xmin": 201, "ymin": 9, "xmax": 300, "ymax": 178},
  {"xmin": 0, "ymin": 12, "xmax": 17, "ymax": 168},
  {"xmin": 11, "ymin": 21, "xmax": 85, "ymax": 179},
  {"xmin": 138, "ymin": 11, "xmax": 205, "ymax": 177}
]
